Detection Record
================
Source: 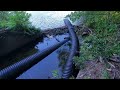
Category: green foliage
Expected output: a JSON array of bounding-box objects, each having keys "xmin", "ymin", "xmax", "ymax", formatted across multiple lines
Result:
[
  {"xmin": 0, "ymin": 11, "xmax": 9, "ymax": 21},
  {"xmin": 84, "ymin": 76, "xmax": 91, "ymax": 79},
  {"xmin": 73, "ymin": 56, "xmax": 85, "ymax": 69},
  {"xmin": 69, "ymin": 75, "xmax": 75, "ymax": 79},
  {"xmin": 0, "ymin": 11, "xmax": 41, "ymax": 34},
  {"xmin": 68, "ymin": 11, "xmax": 120, "ymax": 67},
  {"xmin": 0, "ymin": 11, "xmax": 9, "ymax": 28},
  {"xmin": 52, "ymin": 70, "xmax": 60, "ymax": 79},
  {"xmin": 8, "ymin": 11, "xmax": 31, "ymax": 30},
  {"xmin": 66, "ymin": 11, "xmax": 85, "ymax": 22},
  {"xmin": 102, "ymin": 69, "xmax": 110, "ymax": 79}
]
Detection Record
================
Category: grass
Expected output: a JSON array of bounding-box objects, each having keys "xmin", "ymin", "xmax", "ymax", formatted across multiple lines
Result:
[
  {"xmin": 102, "ymin": 69, "xmax": 110, "ymax": 79},
  {"xmin": 67, "ymin": 11, "xmax": 120, "ymax": 71}
]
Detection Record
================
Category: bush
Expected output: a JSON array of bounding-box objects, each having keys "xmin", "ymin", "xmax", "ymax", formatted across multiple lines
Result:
[
  {"xmin": 0, "ymin": 11, "xmax": 41, "ymax": 34},
  {"xmin": 67, "ymin": 11, "xmax": 120, "ymax": 68},
  {"xmin": 8, "ymin": 11, "xmax": 31, "ymax": 30},
  {"xmin": 0, "ymin": 11, "xmax": 10, "ymax": 29},
  {"xmin": 66, "ymin": 11, "xmax": 84, "ymax": 22}
]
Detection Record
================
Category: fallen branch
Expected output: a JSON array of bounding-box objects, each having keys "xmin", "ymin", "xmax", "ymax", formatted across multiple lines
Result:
[{"xmin": 107, "ymin": 61, "xmax": 115, "ymax": 68}]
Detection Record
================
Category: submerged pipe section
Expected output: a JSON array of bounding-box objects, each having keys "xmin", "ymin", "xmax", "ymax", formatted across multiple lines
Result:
[
  {"xmin": 62, "ymin": 19, "xmax": 79, "ymax": 79},
  {"xmin": 0, "ymin": 38, "xmax": 70, "ymax": 79}
]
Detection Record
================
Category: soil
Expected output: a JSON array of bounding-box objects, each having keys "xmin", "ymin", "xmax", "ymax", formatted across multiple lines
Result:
[
  {"xmin": 74, "ymin": 26, "xmax": 120, "ymax": 79},
  {"xmin": 76, "ymin": 59, "xmax": 120, "ymax": 79}
]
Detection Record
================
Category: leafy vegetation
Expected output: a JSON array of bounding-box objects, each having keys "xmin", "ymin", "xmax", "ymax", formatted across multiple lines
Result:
[
  {"xmin": 69, "ymin": 75, "xmax": 75, "ymax": 79},
  {"xmin": 0, "ymin": 11, "xmax": 10, "ymax": 29},
  {"xmin": 102, "ymin": 69, "xmax": 110, "ymax": 79},
  {"xmin": 0, "ymin": 11, "xmax": 41, "ymax": 34},
  {"xmin": 52, "ymin": 70, "xmax": 60, "ymax": 79},
  {"xmin": 66, "ymin": 11, "xmax": 84, "ymax": 22},
  {"xmin": 67, "ymin": 11, "xmax": 120, "ymax": 68}
]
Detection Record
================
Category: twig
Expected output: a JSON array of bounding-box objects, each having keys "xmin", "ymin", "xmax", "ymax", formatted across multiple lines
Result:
[
  {"xmin": 106, "ymin": 68, "xmax": 112, "ymax": 72},
  {"xmin": 107, "ymin": 61, "xmax": 115, "ymax": 68},
  {"xmin": 54, "ymin": 37, "xmax": 60, "ymax": 42}
]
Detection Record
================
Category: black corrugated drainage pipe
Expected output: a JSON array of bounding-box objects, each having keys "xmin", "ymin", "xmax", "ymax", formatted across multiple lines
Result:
[
  {"xmin": 0, "ymin": 38, "xmax": 70, "ymax": 79},
  {"xmin": 62, "ymin": 19, "xmax": 80, "ymax": 79}
]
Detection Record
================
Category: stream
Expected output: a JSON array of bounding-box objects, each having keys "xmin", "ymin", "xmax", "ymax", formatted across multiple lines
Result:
[
  {"xmin": 17, "ymin": 33, "xmax": 71, "ymax": 79},
  {"xmin": 0, "ymin": 11, "xmax": 75, "ymax": 79}
]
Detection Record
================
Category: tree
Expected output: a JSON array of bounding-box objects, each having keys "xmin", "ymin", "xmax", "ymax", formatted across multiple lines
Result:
[{"xmin": 0, "ymin": 11, "xmax": 9, "ymax": 29}]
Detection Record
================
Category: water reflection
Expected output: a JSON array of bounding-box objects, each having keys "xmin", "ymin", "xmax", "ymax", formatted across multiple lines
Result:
[
  {"xmin": 0, "ymin": 39, "xmax": 40, "ymax": 70},
  {"xmin": 56, "ymin": 42, "xmax": 71, "ymax": 71},
  {"xmin": 17, "ymin": 33, "xmax": 70, "ymax": 79},
  {"xmin": 26, "ymin": 11, "xmax": 74, "ymax": 30},
  {"xmin": 0, "ymin": 31, "xmax": 70, "ymax": 79},
  {"xmin": 0, "ymin": 11, "xmax": 75, "ymax": 79}
]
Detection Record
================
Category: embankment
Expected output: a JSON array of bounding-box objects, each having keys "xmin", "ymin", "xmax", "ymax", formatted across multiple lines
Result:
[{"xmin": 0, "ymin": 30, "xmax": 43, "ymax": 57}]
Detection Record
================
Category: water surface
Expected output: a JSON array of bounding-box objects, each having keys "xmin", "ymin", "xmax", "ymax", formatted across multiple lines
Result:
[
  {"xmin": 27, "ymin": 11, "xmax": 74, "ymax": 30},
  {"xmin": 0, "ymin": 11, "xmax": 74, "ymax": 79},
  {"xmin": 17, "ymin": 34, "xmax": 70, "ymax": 79}
]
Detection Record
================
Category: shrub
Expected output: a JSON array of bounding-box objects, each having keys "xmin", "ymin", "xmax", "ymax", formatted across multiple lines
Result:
[
  {"xmin": 8, "ymin": 11, "xmax": 31, "ymax": 30},
  {"xmin": 0, "ymin": 11, "xmax": 41, "ymax": 34},
  {"xmin": 0, "ymin": 11, "xmax": 10, "ymax": 29},
  {"xmin": 67, "ymin": 11, "xmax": 120, "ymax": 68}
]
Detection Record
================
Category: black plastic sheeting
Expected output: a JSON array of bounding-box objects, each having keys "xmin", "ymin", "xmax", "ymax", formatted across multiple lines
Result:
[
  {"xmin": 62, "ymin": 19, "xmax": 79, "ymax": 79},
  {"xmin": 0, "ymin": 38, "xmax": 70, "ymax": 79}
]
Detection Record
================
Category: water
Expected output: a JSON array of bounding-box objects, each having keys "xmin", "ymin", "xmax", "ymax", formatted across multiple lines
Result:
[
  {"xmin": 26, "ymin": 11, "xmax": 74, "ymax": 30},
  {"xmin": 0, "ymin": 33, "xmax": 70, "ymax": 79},
  {"xmin": 17, "ymin": 34, "xmax": 70, "ymax": 79},
  {"xmin": 0, "ymin": 11, "xmax": 74, "ymax": 79}
]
